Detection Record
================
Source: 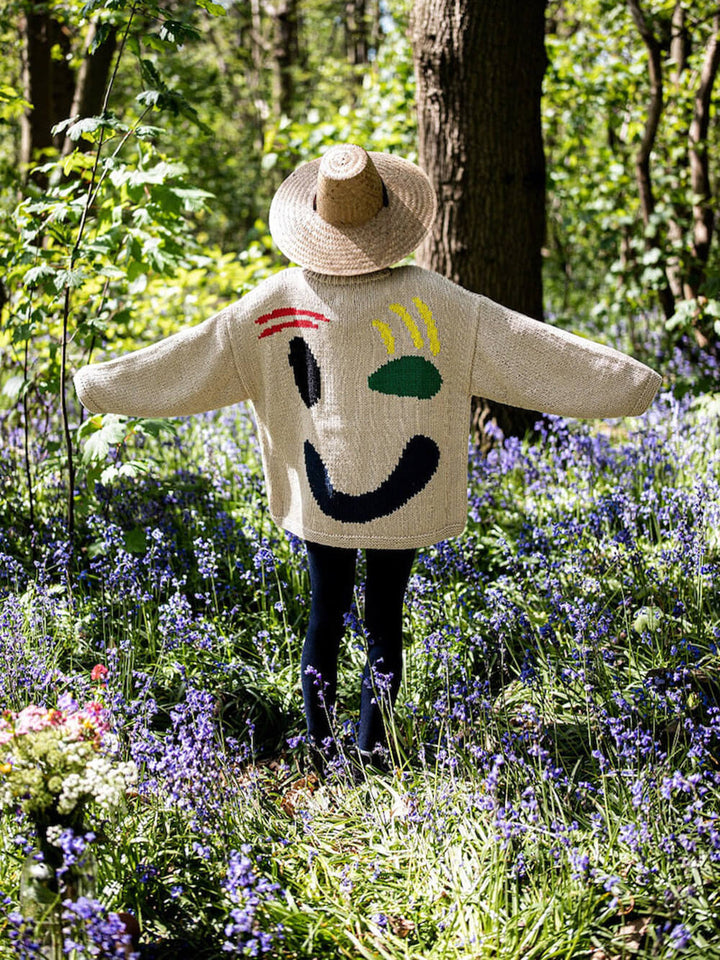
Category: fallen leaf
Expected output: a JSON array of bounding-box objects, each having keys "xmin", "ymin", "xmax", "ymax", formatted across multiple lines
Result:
[
  {"xmin": 618, "ymin": 915, "xmax": 650, "ymax": 948},
  {"xmin": 388, "ymin": 916, "xmax": 415, "ymax": 939},
  {"xmin": 280, "ymin": 775, "xmax": 319, "ymax": 816}
]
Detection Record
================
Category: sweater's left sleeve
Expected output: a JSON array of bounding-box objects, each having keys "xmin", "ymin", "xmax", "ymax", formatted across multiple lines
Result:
[
  {"xmin": 74, "ymin": 305, "xmax": 250, "ymax": 418},
  {"xmin": 469, "ymin": 297, "xmax": 661, "ymax": 419}
]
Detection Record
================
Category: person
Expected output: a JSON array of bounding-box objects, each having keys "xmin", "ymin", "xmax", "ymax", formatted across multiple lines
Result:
[{"xmin": 74, "ymin": 144, "xmax": 662, "ymax": 772}]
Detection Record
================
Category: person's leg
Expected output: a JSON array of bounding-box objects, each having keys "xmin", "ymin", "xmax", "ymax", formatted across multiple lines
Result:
[
  {"xmin": 302, "ymin": 541, "xmax": 356, "ymax": 754},
  {"xmin": 358, "ymin": 548, "xmax": 416, "ymax": 757}
]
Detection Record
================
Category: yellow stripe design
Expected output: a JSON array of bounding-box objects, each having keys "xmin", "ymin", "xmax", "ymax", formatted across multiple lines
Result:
[
  {"xmin": 372, "ymin": 319, "xmax": 395, "ymax": 355},
  {"xmin": 389, "ymin": 303, "xmax": 424, "ymax": 349},
  {"xmin": 412, "ymin": 297, "xmax": 440, "ymax": 355}
]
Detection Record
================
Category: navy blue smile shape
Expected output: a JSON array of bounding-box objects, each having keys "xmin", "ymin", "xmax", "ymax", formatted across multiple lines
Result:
[{"xmin": 304, "ymin": 434, "xmax": 440, "ymax": 524}]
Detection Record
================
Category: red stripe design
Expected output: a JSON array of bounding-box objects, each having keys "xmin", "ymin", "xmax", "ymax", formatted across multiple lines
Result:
[
  {"xmin": 258, "ymin": 319, "xmax": 322, "ymax": 338},
  {"xmin": 255, "ymin": 307, "xmax": 330, "ymax": 326}
]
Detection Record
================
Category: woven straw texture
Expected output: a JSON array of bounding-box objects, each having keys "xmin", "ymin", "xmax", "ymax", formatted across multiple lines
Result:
[
  {"xmin": 269, "ymin": 146, "xmax": 437, "ymax": 275},
  {"xmin": 75, "ymin": 266, "xmax": 661, "ymax": 549}
]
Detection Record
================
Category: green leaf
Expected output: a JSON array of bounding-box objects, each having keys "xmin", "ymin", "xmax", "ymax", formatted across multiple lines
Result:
[
  {"xmin": 171, "ymin": 187, "xmax": 214, "ymax": 211},
  {"xmin": 158, "ymin": 20, "xmax": 202, "ymax": 45},
  {"xmin": 79, "ymin": 414, "xmax": 130, "ymax": 464},
  {"xmin": 87, "ymin": 539, "xmax": 108, "ymax": 559},
  {"xmin": 124, "ymin": 527, "xmax": 147, "ymax": 554},
  {"xmin": 135, "ymin": 125, "xmax": 165, "ymax": 141},
  {"xmin": 195, "ymin": 0, "xmax": 227, "ymax": 14},
  {"xmin": 24, "ymin": 265, "xmax": 56, "ymax": 289},
  {"xmin": 55, "ymin": 269, "xmax": 87, "ymax": 290},
  {"xmin": 82, "ymin": 430, "xmax": 111, "ymax": 463},
  {"xmin": 2, "ymin": 375, "xmax": 28, "ymax": 401},
  {"xmin": 133, "ymin": 418, "xmax": 177, "ymax": 439},
  {"xmin": 702, "ymin": 300, "xmax": 720, "ymax": 318},
  {"xmin": 632, "ymin": 606, "xmax": 663, "ymax": 634},
  {"xmin": 51, "ymin": 117, "xmax": 76, "ymax": 136}
]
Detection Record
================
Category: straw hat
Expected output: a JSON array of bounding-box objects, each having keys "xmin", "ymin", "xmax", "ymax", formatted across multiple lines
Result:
[{"xmin": 268, "ymin": 144, "xmax": 437, "ymax": 276}]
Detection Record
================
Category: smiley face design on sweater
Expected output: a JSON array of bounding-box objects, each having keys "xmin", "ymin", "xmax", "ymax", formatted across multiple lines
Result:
[
  {"xmin": 72, "ymin": 264, "xmax": 661, "ymax": 549},
  {"xmin": 257, "ymin": 298, "xmax": 442, "ymax": 525}
]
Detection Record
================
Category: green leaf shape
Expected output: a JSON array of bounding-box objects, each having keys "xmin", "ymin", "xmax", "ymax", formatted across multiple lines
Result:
[
  {"xmin": 368, "ymin": 356, "xmax": 442, "ymax": 400},
  {"xmin": 79, "ymin": 414, "xmax": 129, "ymax": 464},
  {"xmin": 124, "ymin": 528, "xmax": 147, "ymax": 554}
]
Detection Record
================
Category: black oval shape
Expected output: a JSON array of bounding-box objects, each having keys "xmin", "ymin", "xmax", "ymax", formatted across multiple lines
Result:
[{"xmin": 288, "ymin": 337, "xmax": 321, "ymax": 408}]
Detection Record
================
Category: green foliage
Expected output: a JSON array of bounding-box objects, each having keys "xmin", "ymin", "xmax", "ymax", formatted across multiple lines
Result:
[
  {"xmin": 0, "ymin": 0, "xmax": 420, "ymax": 534},
  {"xmin": 0, "ymin": 0, "xmax": 242, "ymax": 524},
  {"xmin": 138, "ymin": 0, "xmax": 417, "ymax": 245},
  {"xmin": 544, "ymin": 0, "xmax": 720, "ymax": 352},
  {"xmin": 264, "ymin": 8, "xmax": 418, "ymax": 171},
  {"xmin": 1, "ymin": 389, "xmax": 719, "ymax": 957}
]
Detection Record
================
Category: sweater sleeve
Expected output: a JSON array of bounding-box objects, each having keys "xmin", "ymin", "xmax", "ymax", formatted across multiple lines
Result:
[
  {"xmin": 74, "ymin": 306, "xmax": 250, "ymax": 418},
  {"xmin": 469, "ymin": 297, "xmax": 661, "ymax": 419}
]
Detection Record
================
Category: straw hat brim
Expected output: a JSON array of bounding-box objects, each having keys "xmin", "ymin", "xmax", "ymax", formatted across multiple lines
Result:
[{"xmin": 269, "ymin": 152, "xmax": 437, "ymax": 276}]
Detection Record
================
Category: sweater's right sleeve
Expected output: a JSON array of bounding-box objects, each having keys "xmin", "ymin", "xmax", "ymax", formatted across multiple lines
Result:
[
  {"xmin": 469, "ymin": 297, "xmax": 661, "ymax": 419},
  {"xmin": 74, "ymin": 305, "xmax": 251, "ymax": 418}
]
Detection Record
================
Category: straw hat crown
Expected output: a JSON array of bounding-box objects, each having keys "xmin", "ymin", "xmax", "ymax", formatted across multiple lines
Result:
[
  {"xmin": 269, "ymin": 144, "xmax": 437, "ymax": 276},
  {"xmin": 315, "ymin": 145, "xmax": 384, "ymax": 227}
]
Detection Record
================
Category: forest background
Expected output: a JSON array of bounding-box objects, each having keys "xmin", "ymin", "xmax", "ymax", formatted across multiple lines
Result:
[
  {"xmin": 2, "ymin": 0, "xmax": 720, "ymax": 492},
  {"xmin": 1, "ymin": 1, "xmax": 720, "ymax": 959}
]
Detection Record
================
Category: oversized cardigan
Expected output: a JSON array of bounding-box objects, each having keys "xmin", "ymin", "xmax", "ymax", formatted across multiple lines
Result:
[{"xmin": 74, "ymin": 265, "xmax": 661, "ymax": 549}]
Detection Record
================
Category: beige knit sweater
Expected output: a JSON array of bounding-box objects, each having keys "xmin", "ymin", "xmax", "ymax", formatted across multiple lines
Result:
[{"xmin": 74, "ymin": 265, "xmax": 661, "ymax": 548}]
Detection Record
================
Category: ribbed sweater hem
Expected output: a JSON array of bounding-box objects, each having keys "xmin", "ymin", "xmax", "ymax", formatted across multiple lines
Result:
[{"xmin": 276, "ymin": 517, "xmax": 467, "ymax": 549}]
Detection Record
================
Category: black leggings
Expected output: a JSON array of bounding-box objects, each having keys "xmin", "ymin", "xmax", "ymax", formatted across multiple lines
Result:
[{"xmin": 301, "ymin": 541, "xmax": 416, "ymax": 755}]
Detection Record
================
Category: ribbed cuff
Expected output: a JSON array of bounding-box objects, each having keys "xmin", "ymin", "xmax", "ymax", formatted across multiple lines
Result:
[
  {"xmin": 73, "ymin": 369, "xmax": 104, "ymax": 415},
  {"xmin": 631, "ymin": 370, "xmax": 662, "ymax": 416}
]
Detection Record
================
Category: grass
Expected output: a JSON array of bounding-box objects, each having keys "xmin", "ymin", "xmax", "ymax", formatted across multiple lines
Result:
[{"xmin": 0, "ymin": 387, "xmax": 719, "ymax": 958}]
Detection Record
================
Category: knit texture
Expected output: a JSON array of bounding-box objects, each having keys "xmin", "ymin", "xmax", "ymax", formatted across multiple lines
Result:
[{"xmin": 74, "ymin": 265, "xmax": 662, "ymax": 548}]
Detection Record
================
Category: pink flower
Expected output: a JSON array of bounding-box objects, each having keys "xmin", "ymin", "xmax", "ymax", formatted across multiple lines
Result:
[
  {"xmin": 91, "ymin": 664, "xmax": 109, "ymax": 682},
  {"xmin": 14, "ymin": 705, "xmax": 61, "ymax": 735},
  {"xmin": 80, "ymin": 701, "xmax": 110, "ymax": 734}
]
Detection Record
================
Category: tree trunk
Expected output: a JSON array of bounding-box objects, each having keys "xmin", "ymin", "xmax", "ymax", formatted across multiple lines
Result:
[
  {"xmin": 21, "ymin": 7, "xmax": 119, "ymax": 173},
  {"xmin": 62, "ymin": 21, "xmax": 118, "ymax": 156},
  {"xmin": 411, "ymin": 0, "xmax": 548, "ymax": 439},
  {"xmin": 271, "ymin": 0, "xmax": 299, "ymax": 119},
  {"xmin": 627, "ymin": 0, "xmax": 676, "ymax": 320},
  {"xmin": 345, "ymin": 0, "xmax": 368, "ymax": 67},
  {"xmin": 20, "ymin": 4, "xmax": 75, "ymax": 180},
  {"xmin": 687, "ymin": 9, "xmax": 720, "ymax": 301},
  {"xmin": 670, "ymin": 2, "xmax": 688, "ymax": 81},
  {"xmin": 368, "ymin": 0, "xmax": 382, "ymax": 57},
  {"xmin": 665, "ymin": 3, "xmax": 687, "ymax": 300},
  {"xmin": 247, "ymin": 0, "xmax": 271, "ymax": 155}
]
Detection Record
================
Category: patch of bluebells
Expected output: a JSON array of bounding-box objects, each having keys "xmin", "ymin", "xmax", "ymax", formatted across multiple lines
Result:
[
  {"xmin": 50, "ymin": 828, "xmax": 96, "ymax": 878},
  {"xmin": 663, "ymin": 922, "xmax": 692, "ymax": 952},
  {"xmin": 130, "ymin": 684, "xmax": 234, "ymax": 818},
  {"xmin": 0, "ymin": 587, "xmax": 84, "ymax": 711},
  {"xmin": 222, "ymin": 846, "xmax": 285, "ymax": 956},
  {"xmin": 62, "ymin": 898, "xmax": 138, "ymax": 959},
  {"xmin": 1, "ymin": 370, "xmax": 720, "ymax": 953},
  {"xmin": 7, "ymin": 899, "xmax": 137, "ymax": 959},
  {"xmin": 252, "ymin": 539, "xmax": 276, "ymax": 575},
  {"xmin": 157, "ymin": 590, "xmax": 220, "ymax": 650}
]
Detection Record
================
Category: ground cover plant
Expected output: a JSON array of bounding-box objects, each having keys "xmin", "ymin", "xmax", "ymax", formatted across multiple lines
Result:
[
  {"xmin": 2, "ymin": 0, "xmax": 720, "ymax": 956},
  {"xmin": 0, "ymin": 340, "xmax": 719, "ymax": 958}
]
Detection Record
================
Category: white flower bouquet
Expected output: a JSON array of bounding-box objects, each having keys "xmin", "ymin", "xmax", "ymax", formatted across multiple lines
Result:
[{"xmin": 0, "ymin": 698, "xmax": 136, "ymax": 826}]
